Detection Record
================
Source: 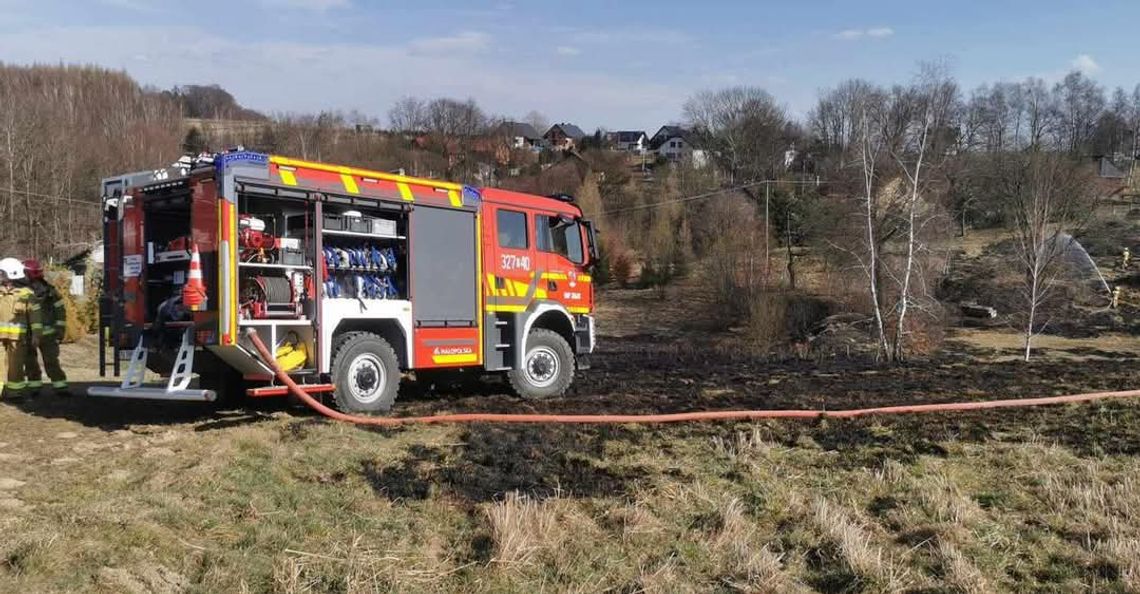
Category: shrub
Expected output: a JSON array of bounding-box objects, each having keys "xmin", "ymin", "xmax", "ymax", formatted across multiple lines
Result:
[
  {"xmin": 747, "ymin": 293, "xmax": 789, "ymax": 352},
  {"xmin": 82, "ymin": 268, "xmax": 103, "ymax": 333},
  {"xmin": 45, "ymin": 269, "xmax": 86, "ymax": 342},
  {"xmin": 609, "ymin": 251, "xmax": 634, "ymax": 288}
]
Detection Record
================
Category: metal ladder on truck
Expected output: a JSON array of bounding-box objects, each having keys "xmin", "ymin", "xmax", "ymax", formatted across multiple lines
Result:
[{"xmin": 88, "ymin": 328, "xmax": 216, "ymax": 402}]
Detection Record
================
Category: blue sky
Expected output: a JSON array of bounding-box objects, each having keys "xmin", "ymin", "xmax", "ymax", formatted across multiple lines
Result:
[{"xmin": 0, "ymin": 0, "xmax": 1135, "ymax": 132}]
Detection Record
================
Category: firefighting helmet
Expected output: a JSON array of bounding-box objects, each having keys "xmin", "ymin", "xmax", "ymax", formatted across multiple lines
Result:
[
  {"xmin": 0, "ymin": 258, "xmax": 25, "ymax": 281},
  {"xmin": 22, "ymin": 259, "xmax": 43, "ymax": 280}
]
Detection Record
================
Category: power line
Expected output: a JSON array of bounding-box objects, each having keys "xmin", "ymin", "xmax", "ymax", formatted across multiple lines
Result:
[{"xmin": 600, "ymin": 178, "xmax": 825, "ymax": 216}]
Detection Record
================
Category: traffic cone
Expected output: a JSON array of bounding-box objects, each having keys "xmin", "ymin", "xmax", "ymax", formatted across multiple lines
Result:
[{"xmin": 182, "ymin": 243, "xmax": 207, "ymax": 311}]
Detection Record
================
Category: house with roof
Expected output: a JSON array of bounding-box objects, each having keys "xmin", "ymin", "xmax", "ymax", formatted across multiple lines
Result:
[
  {"xmin": 544, "ymin": 123, "xmax": 587, "ymax": 151},
  {"xmin": 649, "ymin": 125, "xmax": 707, "ymax": 166},
  {"xmin": 495, "ymin": 121, "xmax": 543, "ymax": 149},
  {"xmin": 606, "ymin": 130, "xmax": 648, "ymax": 154}
]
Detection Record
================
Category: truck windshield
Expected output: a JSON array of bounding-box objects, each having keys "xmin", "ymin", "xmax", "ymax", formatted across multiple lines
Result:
[{"xmin": 536, "ymin": 215, "xmax": 584, "ymax": 264}]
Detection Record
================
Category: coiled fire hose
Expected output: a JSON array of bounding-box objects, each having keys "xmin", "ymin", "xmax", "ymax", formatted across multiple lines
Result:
[{"xmin": 245, "ymin": 329, "xmax": 1140, "ymax": 426}]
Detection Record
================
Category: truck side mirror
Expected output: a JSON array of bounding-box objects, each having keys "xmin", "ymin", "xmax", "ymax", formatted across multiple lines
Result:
[
  {"xmin": 550, "ymin": 214, "xmax": 574, "ymax": 229},
  {"xmin": 583, "ymin": 220, "xmax": 599, "ymax": 269}
]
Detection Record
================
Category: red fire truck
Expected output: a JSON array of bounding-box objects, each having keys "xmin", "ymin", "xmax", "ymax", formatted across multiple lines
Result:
[{"xmin": 92, "ymin": 151, "xmax": 597, "ymax": 413}]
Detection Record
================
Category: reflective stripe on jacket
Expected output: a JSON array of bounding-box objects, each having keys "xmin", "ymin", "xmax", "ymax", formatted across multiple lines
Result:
[{"xmin": 0, "ymin": 286, "xmax": 39, "ymax": 341}]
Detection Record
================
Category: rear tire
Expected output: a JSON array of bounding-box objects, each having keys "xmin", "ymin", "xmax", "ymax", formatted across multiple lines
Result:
[
  {"xmin": 508, "ymin": 328, "xmax": 575, "ymax": 400},
  {"xmin": 331, "ymin": 332, "xmax": 400, "ymax": 414}
]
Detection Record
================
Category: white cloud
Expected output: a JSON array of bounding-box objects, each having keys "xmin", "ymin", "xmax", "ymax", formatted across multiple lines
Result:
[
  {"xmin": 0, "ymin": 24, "xmax": 678, "ymax": 131},
  {"xmin": 556, "ymin": 46, "xmax": 581, "ymax": 56},
  {"xmin": 833, "ymin": 26, "xmax": 894, "ymax": 41},
  {"xmin": 408, "ymin": 31, "xmax": 491, "ymax": 56},
  {"xmin": 1071, "ymin": 53, "xmax": 1101, "ymax": 75},
  {"xmin": 259, "ymin": 0, "xmax": 350, "ymax": 10}
]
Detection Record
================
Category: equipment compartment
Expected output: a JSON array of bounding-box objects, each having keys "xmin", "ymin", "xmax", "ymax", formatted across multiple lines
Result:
[
  {"xmin": 320, "ymin": 207, "xmax": 408, "ymax": 302},
  {"xmin": 236, "ymin": 193, "xmax": 314, "ymax": 321}
]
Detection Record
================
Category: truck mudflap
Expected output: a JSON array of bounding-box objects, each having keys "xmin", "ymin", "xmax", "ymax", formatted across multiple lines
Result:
[{"xmin": 87, "ymin": 328, "xmax": 217, "ymax": 402}]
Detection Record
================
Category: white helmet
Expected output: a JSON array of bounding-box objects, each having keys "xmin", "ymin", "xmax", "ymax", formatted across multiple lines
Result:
[{"xmin": 0, "ymin": 258, "xmax": 25, "ymax": 281}]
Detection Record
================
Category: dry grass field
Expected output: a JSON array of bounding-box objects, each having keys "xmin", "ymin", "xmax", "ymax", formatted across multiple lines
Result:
[{"xmin": 3, "ymin": 237, "xmax": 1140, "ymax": 592}]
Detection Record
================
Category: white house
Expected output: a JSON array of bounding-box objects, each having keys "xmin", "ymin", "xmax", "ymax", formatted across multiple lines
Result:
[
  {"xmin": 607, "ymin": 130, "xmax": 648, "ymax": 154},
  {"xmin": 649, "ymin": 126, "xmax": 707, "ymax": 167}
]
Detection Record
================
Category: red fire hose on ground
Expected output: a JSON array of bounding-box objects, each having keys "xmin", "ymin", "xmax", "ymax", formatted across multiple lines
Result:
[{"xmin": 245, "ymin": 329, "xmax": 1140, "ymax": 426}]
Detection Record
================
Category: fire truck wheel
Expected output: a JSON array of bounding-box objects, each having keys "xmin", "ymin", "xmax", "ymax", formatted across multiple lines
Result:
[
  {"xmin": 331, "ymin": 332, "xmax": 400, "ymax": 414},
  {"xmin": 509, "ymin": 329, "xmax": 575, "ymax": 400}
]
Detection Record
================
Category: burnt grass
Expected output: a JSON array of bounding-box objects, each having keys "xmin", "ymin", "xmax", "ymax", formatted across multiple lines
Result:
[{"xmin": 343, "ymin": 333, "xmax": 1140, "ymax": 501}]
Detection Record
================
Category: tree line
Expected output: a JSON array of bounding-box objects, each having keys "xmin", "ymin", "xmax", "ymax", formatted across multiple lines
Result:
[{"xmin": 0, "ymin": 61, "xmax": 1128, "ymax": 361}]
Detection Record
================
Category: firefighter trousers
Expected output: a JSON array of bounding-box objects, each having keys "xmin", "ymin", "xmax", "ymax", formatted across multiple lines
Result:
[
  {"xmin": 1, "ymin": 340, "xmax": 29, "ymax": 398},
  {"xmin": 25, "ymin": 337, "xmax": 67, "ymax": 390}
]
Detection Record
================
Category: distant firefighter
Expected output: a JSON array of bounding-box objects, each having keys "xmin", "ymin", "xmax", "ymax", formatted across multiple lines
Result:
[
  {"xmin": 1123, "ymin": 247, "xmax": 1132, "ymax": 270},
  {"xmin": 1112, "ymin": 286, "xmax": 1122, "ymax": 309},
  {"xmin": 22, "ymin": 259, "xmax": 68, "ymax": 395}
]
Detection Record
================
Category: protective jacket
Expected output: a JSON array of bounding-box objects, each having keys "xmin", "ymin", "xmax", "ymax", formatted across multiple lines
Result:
[
  {"xmin": 30, "ymin": 281, "xmax": 66, "ymax": 339},
  {"xmin": 0, "ymin": 285, "xmax": 38, "ymax": 342},
  {"xmin": 0, "ymin": 284, "xmax": 41, "ymax": 396}
]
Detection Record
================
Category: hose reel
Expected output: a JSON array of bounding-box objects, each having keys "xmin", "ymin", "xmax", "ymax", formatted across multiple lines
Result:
[{"xmin": 242, "ymin": 274, "xmax": 302, "ymax": 319}]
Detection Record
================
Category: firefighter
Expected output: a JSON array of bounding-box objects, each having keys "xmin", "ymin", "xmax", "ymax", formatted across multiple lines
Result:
[
  {"xmin": 1123, "ymin": 247, "xmax": 1132, "ymax": 270},
  {"xmin": 22, "ymin": 259, "xmax": 68, "ymax": 395},
  {"xmin": 0, "ymin": 258, "xmax": 40, "ymax": 401}
]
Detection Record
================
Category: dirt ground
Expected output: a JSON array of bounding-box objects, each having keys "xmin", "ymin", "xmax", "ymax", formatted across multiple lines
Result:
[{"xmin": 3, "ymin": 273, "xmax": 1140, "ymax": 591}]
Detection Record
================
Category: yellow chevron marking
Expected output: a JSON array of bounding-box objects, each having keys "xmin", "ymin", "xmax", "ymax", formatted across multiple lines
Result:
[
  {"xmin": 270, "ymin": 155, "xmax": 462, "ymax": 192},
  {"xmin": 447, "ymin": 189, "xmax": 462, "ymax": 207},
  {"xmin": 397, "ymin": 182, "xmax": 414, "ymax": 201},
  {"xmin": 340, "ymin": 174, "xmax": 360, "ymax": 194},
  {"xmin": 279, "ymin": 170, "xmax": 298, "ymax": 186}
]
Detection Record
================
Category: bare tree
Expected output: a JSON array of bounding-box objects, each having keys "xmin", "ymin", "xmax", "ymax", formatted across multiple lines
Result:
[
  {"xmin": 888, "ymin": 64, "xmax": 957, "ymax": 361},
  {"xmin": 387, "ymin": 96, "xmax": 426, "ymax": 133},
  {"xmin": 1020, "ymin": 77, "xmax": 1055, "ymax": 150},
  {"xmin": 856, "ymin": 97, "xmax": 891, "ymax": 359},
  {"xmin": 1000, "ymin": 153, "xmax": 1096, "ymax": 360},
  {"xmin": 683, "ymin": 86, "xmax": 789, "ymax": 183},
  {"xmin": 1052, "ymin": 71, "xmax": 1105, "ymax": 153},
  {"xmin": 424, "ymin": 98, "xmax": 488, "ymax": 137},
  {"xmin": 810, "ymin": 79, "xmax": 876, "ymax": 160}
]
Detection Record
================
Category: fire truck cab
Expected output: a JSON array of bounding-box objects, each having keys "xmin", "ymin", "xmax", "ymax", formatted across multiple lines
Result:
[{"xmin": 92, "ymin": 151, "xmax": 597, "ymax": 413}]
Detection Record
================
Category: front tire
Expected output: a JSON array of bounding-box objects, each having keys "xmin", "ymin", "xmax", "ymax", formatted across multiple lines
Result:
[
  {"xmin": 331, "ymin": 332, "xmax": 400, "ymax": 413},
  {"xmin": 508, "ymin": 328, "xmax": 575, "ymax": 399}
]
